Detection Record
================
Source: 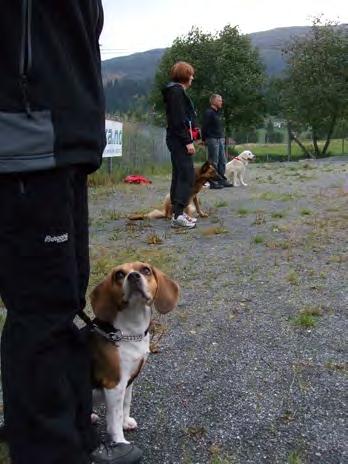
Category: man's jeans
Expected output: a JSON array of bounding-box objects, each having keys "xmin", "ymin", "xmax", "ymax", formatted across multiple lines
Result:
[{"xmin": 206, "ymin": 137, "xmax": 226, "ymax": 177}]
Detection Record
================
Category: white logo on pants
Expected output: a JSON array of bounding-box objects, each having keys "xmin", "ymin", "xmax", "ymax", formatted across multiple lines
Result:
[{"xmin": 44, "ymin": 233, "xmax": 69, "ymax": 244}]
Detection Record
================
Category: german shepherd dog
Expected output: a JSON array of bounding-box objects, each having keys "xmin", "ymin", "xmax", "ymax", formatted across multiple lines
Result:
[{"xmin": 129, "ymin": 161, "xmax": 222, "ymax": 220}]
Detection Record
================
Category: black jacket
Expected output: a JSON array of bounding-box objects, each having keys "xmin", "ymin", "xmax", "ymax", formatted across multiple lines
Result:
[
  {"xmin": 162, "ymin": 82, "xmax": 197, "ymax": 145},
  {"xmin": 0, "ymin": 0, "xmax": 106, "ymax": 174},
  {"xmin": 202, "ymin": 107, "xmax": 224, "ymax": 141}
]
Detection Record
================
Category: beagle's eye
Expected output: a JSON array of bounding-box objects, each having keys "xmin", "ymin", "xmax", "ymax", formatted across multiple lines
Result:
[
  {"xmin": 114, "ymin": 270, "xmax": 126, "ymax": 281},
  {"xmin": 140, "ymin": 266, "xmax": 152, "ymax": 276}
]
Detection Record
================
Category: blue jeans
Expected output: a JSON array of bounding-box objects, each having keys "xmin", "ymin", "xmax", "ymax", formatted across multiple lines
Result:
[{"xmin": 206, "ymin": 137, "xmax": 226, "ymax": 177}]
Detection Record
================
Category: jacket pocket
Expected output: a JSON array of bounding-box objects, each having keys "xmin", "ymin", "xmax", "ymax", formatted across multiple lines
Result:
[{"xmin": 0, "ymin": 110, "xmax": 55, "ymax": 173}]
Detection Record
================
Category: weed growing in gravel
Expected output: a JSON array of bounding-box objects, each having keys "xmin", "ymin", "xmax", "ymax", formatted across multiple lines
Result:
[
  {"xmin": 106, "ymin": 209, "xmax": 123, "ymax": 221},
  {"xmin": 185, "ymin": 426, "xmax": 207, "ymax": 439},
  {"xmin": 287, "ymin": 450, "xmax": 303, "ymax": 464},
  {"xmin": 237, "ymin": 207, "xmax": 250, "ymax": 216},
  {"xmin": 287, "ymin": 270, "xmax": 300, "ymax": 285},
  {"xmin": 272, "ymin": 211, "xmax": 286, "ymax": 219},
  {"xmin": 253, "ymin": 235, "xmax": 265, "ymax": 244},
  {"xmin": 146, "ymin": 232, "xmax": 163, "ymax": 245},
  {"xmin": 300, "ymin": 208, "xmax": 312, "ymax": 216},
  {"xmin": 215, "ymin": 200, "xmax": 228, "ymax": 208},
  {"xmin": 253, "ymin": 211, "xmax": 266, "ymax": 225},
  {"xmin": 267, "ymin": 239, "xmax": 292, "ymax": 250},
  {"xmin": 325, "ymin": 361, "xmax": 348, "ymax": 372},
  {"xmin": 291, "ymin": 306, "xmax": 322, "ymax": 327},
  {"xmin": 259, "ymin": 192, "xmax": 300, "ymax": 201},
  {"xmin": 209, "ymin": 444, "xmax": 238, "ymax": 464}
]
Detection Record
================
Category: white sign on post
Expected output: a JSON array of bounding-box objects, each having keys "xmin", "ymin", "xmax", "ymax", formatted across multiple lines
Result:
[{"xmin": 103, "ymin": 120, "xmax": 123, "ymax": 158}]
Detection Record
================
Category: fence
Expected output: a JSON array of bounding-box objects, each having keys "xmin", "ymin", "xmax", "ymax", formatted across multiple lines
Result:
[{"xmin": 104, "ymin": 122, "xmax": 171, "ymax": 174}]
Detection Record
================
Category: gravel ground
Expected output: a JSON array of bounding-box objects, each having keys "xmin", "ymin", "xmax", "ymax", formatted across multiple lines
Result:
[{"xmin": 1, "ymin": 157, "xmax": 347, "ymax": 464}]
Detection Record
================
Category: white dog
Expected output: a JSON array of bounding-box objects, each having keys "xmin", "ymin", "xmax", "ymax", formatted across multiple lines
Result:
[{"xmin": 225, "ymin": 150, "xmax": 255, "ymax": 186}]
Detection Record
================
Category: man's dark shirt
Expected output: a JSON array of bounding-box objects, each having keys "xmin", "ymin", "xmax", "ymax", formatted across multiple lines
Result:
[{"xmin": 202, "ymin": 107, "xmax": 224, "ymax": 140}]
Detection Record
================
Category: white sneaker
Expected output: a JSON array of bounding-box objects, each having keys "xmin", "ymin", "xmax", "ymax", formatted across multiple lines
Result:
[
  {"xmin": 183, "ymin": 212, "xmax": 197, "ymax": 223},
  {"xmin": 171, "ymin": 214, "xmax": 196, "ymax": 229}
]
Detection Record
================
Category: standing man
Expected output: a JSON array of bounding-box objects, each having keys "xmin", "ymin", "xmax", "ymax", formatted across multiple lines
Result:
[
  {"xmin": 202, "ymin": 94, "xmax": 233, "ymax": 189},
  {"xmin": 0, "ymin": 1, "xmax": 142, "ymax": 464}
]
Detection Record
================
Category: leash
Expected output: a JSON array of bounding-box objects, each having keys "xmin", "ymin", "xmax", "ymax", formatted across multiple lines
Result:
[
  {"xmin": 78, "ymin": 310, "xmax": 123, "ymax": 344},
  {"xmin": 78, "ymin": 310, "xmax": 151, "ymax": 344}
]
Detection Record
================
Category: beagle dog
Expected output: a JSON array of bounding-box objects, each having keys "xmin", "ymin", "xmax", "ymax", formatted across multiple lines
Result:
[
  {"xmin": 89, "ymin": 262, "xmax": 179, "ymax": 444},
  {"xmin": 225, "ymin": 150, "xmax": 255, "ymax": 186}
]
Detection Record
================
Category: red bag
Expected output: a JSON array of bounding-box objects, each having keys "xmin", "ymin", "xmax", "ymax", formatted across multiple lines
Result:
[
  {"xmin": 191, "ymin": 127, "xmax": 201, "ymax": 141},
  {"xmin": 123, "ymin": 175, "xmax": 152, "ymax": 185}
]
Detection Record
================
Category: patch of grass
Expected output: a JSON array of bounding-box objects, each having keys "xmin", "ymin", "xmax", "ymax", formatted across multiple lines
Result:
[
  {"xmin": 287, "ymin": 450, "xmax": 303, "ymax": 464},
  {"xmin": 209, "ymin": 444, "xmax": 237, "ymax": 464},
  {"xmin": 237, "ymin": 207, "xmax": 250, "ymax": 216},
  {"xmin": 253, "ymin": 235, "xmax": 265, "ymax": 244},
  {"xmin": 300, "ymin": 306, "xmax": 323, "ymax": 317},
  {"xmin": 266, "ymin": 239, "xmax": 292, "ymax": 250},
  {"xmin": 215, "ymin": 200, "xmax": 228, "ymax": 208},
  {"xmin": 253, "ymin": 211, "xmax": 266, "ymax": 225},
  {"xmin": 259, "ymin": 191, "xmax": 300, "ymax": 201},
  {"xmin": 287, "ymin": 270, "xmax": 300, "ymax": 285},
  {"xmin": 280, "ymin": 409, "xmax": 296, "ymax": 423},
  {"xmin": 146, "ymin": 232, "xmax": 163, "ymax": 245},
  {"xmin": 106, "ymin": 209, "xmax": 123, "ymax": 221},
  {"xmin": 185, "ymin": 426, "xmax": 207, "ymax": 439},
  {"xmin": 201, "ymin": 226, "xmax": 228, "ymax": 236},
  {"xmin": 300, "ymin": 208, "xmax": 312, "ymax": 216},
  {"xmin": 271, "ymin": 211, "xmax": 286, "ymax": 219},
  {"xmin": 325, "ymin": 361, "xmax": 348, "ymax": 372},
  {"xmin": 291, "ymin": 306, "xmax": 323, "ymax": 328}
]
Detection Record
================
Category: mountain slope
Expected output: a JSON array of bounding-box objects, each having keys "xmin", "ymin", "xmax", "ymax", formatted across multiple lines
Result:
[{"xmin": 101, "ymin": 26, "xmax": 314, "ymax": 82}]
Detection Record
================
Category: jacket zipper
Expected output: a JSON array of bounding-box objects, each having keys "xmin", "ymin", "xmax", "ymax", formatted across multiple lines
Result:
[{"xmin": 19, "ymin": 0, "xmax": 33, "ymax": 117}]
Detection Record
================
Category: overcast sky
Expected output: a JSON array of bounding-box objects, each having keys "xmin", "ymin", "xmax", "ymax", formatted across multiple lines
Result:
[{"xmin": 100, "ymin": 0, "xmax": 347, "ymax": 60}]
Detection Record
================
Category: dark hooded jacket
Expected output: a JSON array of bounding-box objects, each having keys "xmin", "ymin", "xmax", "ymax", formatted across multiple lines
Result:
[
  {"xmin": 0, "ymin": 0, "xmax": 106, "ymax": 174},
  {"xmin": 162, "ymin": 82, "xmax": 197, "ymax": 146}
]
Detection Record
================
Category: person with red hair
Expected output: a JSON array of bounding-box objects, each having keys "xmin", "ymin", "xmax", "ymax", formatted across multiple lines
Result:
[{"xmin": 162, "ymin": 61, "xmax": 199, "ymax": 229}]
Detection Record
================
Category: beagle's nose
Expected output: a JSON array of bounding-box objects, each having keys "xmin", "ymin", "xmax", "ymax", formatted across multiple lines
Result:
[{"xmin": 128, "ymin": 271, "xmax": 141, "ymax": 282}]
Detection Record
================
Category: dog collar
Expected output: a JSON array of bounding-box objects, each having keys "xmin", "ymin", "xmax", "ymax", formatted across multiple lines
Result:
[
  {"xmin": 120, "ymin": 325, "xmax": 150, "ymax": 342},
  {"xmin": 234, "ymin": 156, "xmax": 241, "ymax": 161}
]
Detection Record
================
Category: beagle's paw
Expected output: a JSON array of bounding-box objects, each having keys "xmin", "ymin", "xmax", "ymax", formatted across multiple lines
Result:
[{"xmin": 123, "ymin": 417, "xmax": 138, "ymax": 431}]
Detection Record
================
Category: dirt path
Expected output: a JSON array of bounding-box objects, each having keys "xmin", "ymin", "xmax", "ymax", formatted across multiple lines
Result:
[
  {"xmin": 88, "ymin": 157, "xmax": 347, "ymax": 464},
  {"xmin": 1, "ymin": 157, "xmax": 347, "ymax": 463}
]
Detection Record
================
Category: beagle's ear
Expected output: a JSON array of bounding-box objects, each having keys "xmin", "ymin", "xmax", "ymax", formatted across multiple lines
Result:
[
  {"xmin": 90, "ymin": 275, "xmax": 119, "ymax": 321},
  {"xmin": 152, "ymin": 267, "xmax": 180, "ymax": 314}
]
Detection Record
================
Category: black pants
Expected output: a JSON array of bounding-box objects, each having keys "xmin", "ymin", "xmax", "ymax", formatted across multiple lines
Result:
[
  {"xmin": 0, "ymin": 167, "xmax": 96, "ymax": 464},
  {"xmin": 167, "ymin": 137, "xmax": 195, "ymax": 217}
]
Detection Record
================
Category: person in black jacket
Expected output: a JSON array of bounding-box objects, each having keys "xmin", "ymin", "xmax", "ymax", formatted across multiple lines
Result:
[
  {"xmin": 162, "ymin": 61, "xmax": 199, "ymax": 229},
  {"xmin": 202, "ymin": 94, "xmax": 233, "ymax": 189},
  {"xmin": 0, "ymin": 2, "xmax": 142, "ymax": 464}
]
